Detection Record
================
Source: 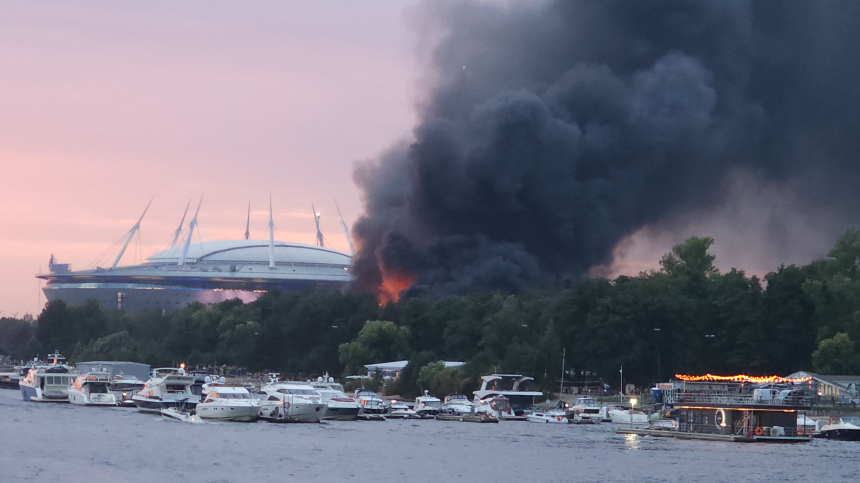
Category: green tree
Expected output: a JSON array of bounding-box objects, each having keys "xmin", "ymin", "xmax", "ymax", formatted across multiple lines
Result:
[
  {"xmin": 338, "ymin": 320, "xmax": 410, "ymax": 376},
  {"xmin": 812, "ymin": 333, "xmax": 858, "ymax": 374}
]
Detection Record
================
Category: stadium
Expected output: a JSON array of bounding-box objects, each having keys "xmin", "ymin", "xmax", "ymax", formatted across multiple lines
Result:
[{"xmin": 36, "ymin": 199, "xmax": 353, "ymax": 313}]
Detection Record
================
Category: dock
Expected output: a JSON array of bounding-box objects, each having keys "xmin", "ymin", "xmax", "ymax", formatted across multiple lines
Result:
[{"xmin": 616, "ymin": 427, "xmax": 812, "ymax": 443}]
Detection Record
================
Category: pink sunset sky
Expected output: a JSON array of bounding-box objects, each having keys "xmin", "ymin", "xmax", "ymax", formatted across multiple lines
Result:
[
  {"xmin": 0, "ymin": 1, "xmax": 421, "ymax": 315},
  {"xmin": 0, "ymin": 1, "xmax": 842, "ymax": 316}
]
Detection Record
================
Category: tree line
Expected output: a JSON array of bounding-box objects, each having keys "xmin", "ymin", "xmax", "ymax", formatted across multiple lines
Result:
[{"xmin": 3, "ymin": 231, "xmax": 860, "ymax": 398}]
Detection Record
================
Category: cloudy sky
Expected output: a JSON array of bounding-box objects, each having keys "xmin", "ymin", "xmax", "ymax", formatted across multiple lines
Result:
[{"xmin": 0, "ymin": 1, "xmax": 420, "ymax": 315}]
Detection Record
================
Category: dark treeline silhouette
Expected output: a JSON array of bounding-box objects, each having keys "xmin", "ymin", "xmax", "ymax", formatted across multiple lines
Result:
[{"xmin": 3, "ymin": 231, "xmax": 860, "ymax": 398}]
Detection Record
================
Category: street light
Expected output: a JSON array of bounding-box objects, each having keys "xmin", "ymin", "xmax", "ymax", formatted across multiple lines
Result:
[{"xmin": 630, "ymin": 397, "xmax": 638, "ymax": 425}]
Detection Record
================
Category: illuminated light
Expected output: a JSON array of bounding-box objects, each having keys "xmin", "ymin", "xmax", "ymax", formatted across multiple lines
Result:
[
  {"xmin": 180, "ymin": 362, "xmax": 186, "ymax": 369},
  {"xmin": 630, "ymin": 398, "xmax": 637, "ymax": 407},
  {"xmin": 674, "ymin": 373, "xmax": 812, "ymax": 384}
]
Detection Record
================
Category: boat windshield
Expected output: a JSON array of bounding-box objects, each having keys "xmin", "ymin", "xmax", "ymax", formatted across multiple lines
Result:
[
  {"xmin": 422, "ymin": 400, "xmax": 442, "ymax": 408},
  {"xmin": 842, "ymin": 417, "xmax": 860, "ymax": 426},
  {"xmin": 277, "ymin": 388, "xmax": 317, "ymax": 396},
  {"xmin": 575, "ymin": 398, "xmax": 598, "ymax": 406},
  {"xmin": 489, "ymin": 398, "xmax": 511, "ymax": 411},
  {"xmin": 88, "ymin": 383, "xmax": 109, "ymax": 394}
]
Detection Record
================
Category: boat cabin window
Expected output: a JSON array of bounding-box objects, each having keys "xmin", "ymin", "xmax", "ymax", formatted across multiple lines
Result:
[
  {"xmin": 209, "ymin": 392, "xmax": 251, "ymax": 399},
  {"xmin": 46, "ymin": 376, "xmax": 70, "ymax": 385},
  {"xmin": 89, "ymin": 383, "xmax": 109, "ymax": 393},
  {"xmin": 267, "ymin": 395, "xmax": 281, "ymax": 401},
  {"xmin": 422, "ymin": 400, "xmax": 442, "ymax": 408},
  {"xmin": 166, "ymin": 384, "xmax": 187, "ymax": 393}
]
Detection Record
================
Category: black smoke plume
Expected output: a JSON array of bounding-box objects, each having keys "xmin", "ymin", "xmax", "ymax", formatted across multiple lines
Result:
[{"xmin": 352, "ymin": 0, "xmax": 860, "ymax": 298}]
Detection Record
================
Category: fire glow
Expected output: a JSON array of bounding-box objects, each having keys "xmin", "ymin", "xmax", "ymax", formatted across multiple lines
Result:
[{"xmin": 377, "ymin": 269, "xmax": 414, "ymax": 305}]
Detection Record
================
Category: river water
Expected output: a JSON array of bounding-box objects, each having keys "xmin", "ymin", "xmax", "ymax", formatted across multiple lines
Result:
[{"xmin": 1, "ymin": 389, "xmax": 857, "ymax": 482}]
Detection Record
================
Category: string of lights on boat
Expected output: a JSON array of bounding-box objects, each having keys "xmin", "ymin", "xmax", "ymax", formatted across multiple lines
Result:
[{"xmin": 673, "ymin": 374, "xmax": 813, "ymax": 384}]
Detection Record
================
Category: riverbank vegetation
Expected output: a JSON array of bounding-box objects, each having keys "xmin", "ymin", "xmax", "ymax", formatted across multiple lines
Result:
[{"xmin": 3, "ymin": 230, "xmax": 860, "ymax": 398}]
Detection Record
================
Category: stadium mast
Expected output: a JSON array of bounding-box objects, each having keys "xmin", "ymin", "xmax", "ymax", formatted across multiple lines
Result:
[
  {"xmin": 268, "ymin": 195, "xmax": 275, "ymax": 269},
  {"xmin": 111, "ymin": 197, "xmax": 153, "ymax": 269},
  {"xmin": 334, "ymin": 198, "xmax": 355, "ymax": 256},
  {"xmin": 178, "ymin": 195, "xmax": 203, "ymax": 266},
  {"xmin": 170, "ymin": 200, "xmax": 191, "ymax": 248}
]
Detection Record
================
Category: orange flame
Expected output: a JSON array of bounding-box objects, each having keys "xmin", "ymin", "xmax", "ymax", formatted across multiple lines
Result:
[{"xmin": 377, "ymin": 269, "xmax": 414, "ymax": 305}]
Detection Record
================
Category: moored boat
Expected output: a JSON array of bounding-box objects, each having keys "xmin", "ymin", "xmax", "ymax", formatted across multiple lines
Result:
[
  {"xmin": 258, "ymin": 382, "xmax": 326, "ymax": 423},
  {"xmin": 441, "ymin": 394, "xmax": 474, "ymax": 415},
  {"xmin": 19, "ymin": 351, "xmax": 77, "ymax": 403},
  {"xmin": 316, "ymin": 388, "xmax": 361, "ymax": 421},
  {"xmin": 817, "ymin": 417, "xmax": 860, "ymax": 441},
  {"xmin": 527, "ymin": 411, "xmax": 569, "ymax": 424},
  {"xmin": 414, "ymin": 392, "xmax": 442, "ymax": 418},
  {"xmin": 567, "ymin": 396, "xmax": 603, "ymax": 424},
  {"xmin": 68, "ymin": 371, "xmax": 117, "ymax": 406},
  {"xmin": 132, "ymin": 367, "xmax": 200, "ymax": 413},
  {"xmin": 196, "ymin": 381, "xmax": 260, "ymax": 422},
  {"xmin": 472, "ymin": 374, "xmax": 543, "ymax": 418}
]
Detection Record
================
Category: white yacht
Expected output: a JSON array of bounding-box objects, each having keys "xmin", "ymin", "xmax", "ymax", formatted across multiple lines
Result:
[
  {"xmin": 527, "ymin": 410, "xmax": 569, "ymax": 424},
  {"xmin": 473, "ymin": 374, "xmax": 543, "ymax": 418},
  {"xmin": 316, "ymin": 388, "xmax": 361, "ymax": 421},
  {"xmin": 440, "ymin": 394, "xmax": 474, "ymax": 415},
  {"xmin": 196, "ymin": 381, "xmax": 260, "ymax": 422},
  {"xmin": 354, "ymin": 388, "xmax": 387, "ymax": 416},
  {"xmin": 259, "ymin": 382, "xmax": 326, "ymax": 423},
  {"xmin": 567, "ymin": 396, "xmax": 602, "ymax": 424},
  {"xmin": 386, "ymin": 399, "xmax": 418, "ymax": 419},
  {"xmin": 132, "ymin": 367, "xmax": 200, "ymax": 413},
  {"xmin": 68, "ymin": 372, "xmax": 117, "ymax": 406},
  {"xmin": 414, "ymin": 392, "xmax": 442, "ymax": 418},
  {"xmin": 608, "ymin": 407, "xmax": 649, "ymax": 424},
  {"xmin": 110, "ymin": 373, "xmax": 145, "ymax": 407},
  {"xmin": 161, "ymin": 406, "xmax": 205, "ymax": 424},
  {"xmin": 310, "ymin": 374, "xmax": 346, "ymax": 392},
  {"xmin": 19, "ymin": 352, "xmax": 77, "ymax": 403}
]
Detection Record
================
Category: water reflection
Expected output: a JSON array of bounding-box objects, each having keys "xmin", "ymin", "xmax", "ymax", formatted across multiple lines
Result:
[{"xmin": 624, "ymin": 433, "xmax": 640, "ymax": 450}]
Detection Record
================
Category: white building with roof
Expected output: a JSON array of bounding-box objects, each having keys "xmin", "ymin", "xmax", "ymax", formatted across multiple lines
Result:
[{"xmin": 37, "ymin": 199, "xmax": 353, "ymax": 313}]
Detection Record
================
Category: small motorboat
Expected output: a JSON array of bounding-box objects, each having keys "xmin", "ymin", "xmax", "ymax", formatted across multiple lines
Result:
[
  {"xmin": 161, "ymin": 404, "xmax": 205, "ymax": 424},
  {"xmin": 386, "ymin": 400, "xmax": 419, "ymax": 419},
  {"xmin": 567, "ymin": 396, "xmax": 602, "ymax": 424},
  {"xmin": 527, "ymin": 411, "xmax": 569, "ymax": 424},
  {"xmin": 441, "ymin": 394, "xmax": 474, "ymax": 415},
  {"xmin": 817, "ymin": 417, "xmax": 860, "ymax": 441},
  {"xmin": 413, "ymin": 391, "xmax": 442, "ymax": 418},
  {"xmin": 355, "ymin": 388, "xmax": 387, "ymax": 416},
  {"xmin": 316, "ymin": 388, "xmax": 361, "ymax": 421},
  {"xmin": 608, "ymin": 407, "xmax": 649, "ymax": 425}
]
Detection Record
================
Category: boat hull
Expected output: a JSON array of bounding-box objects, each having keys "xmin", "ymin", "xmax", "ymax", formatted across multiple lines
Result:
[
  {"xmin": 68, "ymin": 391, "xmax": 117, "ymax": 406},
  {"xmin": 527, "ymin": 414, "xmax": 569, "ymax": 424},
  {"xmin": 133, "ymin": 396, "xmax": 198, "ymax": 413},
  {"xmin": 820, "ymin": 429, "xmax": 860, "ymax": 441},
  {"xmin": 197, "ymin": 404, "xmax": 260, "ymax": 422},
  {"xmin": 260, "ymin": 402, "xmax": 325, "ymax": 423},
  {"xmin": 20, "ymin": 384, "xmax": 69, "ymax": 403},
  {"xmin": 322, "ymin": 406, "xmax": 360, "ymax": 421}
]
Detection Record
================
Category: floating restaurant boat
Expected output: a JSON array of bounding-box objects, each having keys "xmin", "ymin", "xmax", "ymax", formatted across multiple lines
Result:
[{"xmin": 618, "ymin": 374, "xmax": 815, "ymax": 443}]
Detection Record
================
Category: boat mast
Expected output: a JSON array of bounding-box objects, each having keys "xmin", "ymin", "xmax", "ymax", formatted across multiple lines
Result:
[
  {"xmin": 268, "ymin": 195, "xmax": 275, "ymax": 269},
  {"xmin": 170, "ymin": 200, "xmax": 191, "ymax": 248},
  {"xmin": 244, "ymin": 202, "xmax": 251, "ymax": 240},
  {"xmin": 334, "ymin": 198, "xmax": 355, "ymax": 256},
  {"xmin": 111, "ymin": 197, "xmax": 153, "ymax": 269},
  {"xmin": 312, "ymin": 203, "xmax": 324, "ymax": 247},
  {"xmin": 559, "ymin": 348, "xmax": 565, "ymax": 400},
  {"xmin": 178, "ymin": 195, "xmax": 203, "ymax": 266}
]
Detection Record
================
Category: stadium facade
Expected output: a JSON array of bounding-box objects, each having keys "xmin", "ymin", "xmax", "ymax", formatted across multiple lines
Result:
[{"xmin": 37, "ymin": 199, "xmax": 353, "ymax": 313}]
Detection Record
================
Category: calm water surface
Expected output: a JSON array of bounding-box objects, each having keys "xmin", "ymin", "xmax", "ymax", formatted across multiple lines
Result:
[{"xmin": 1, "ymin": 390, "xmax": 857, "ymax": 482}]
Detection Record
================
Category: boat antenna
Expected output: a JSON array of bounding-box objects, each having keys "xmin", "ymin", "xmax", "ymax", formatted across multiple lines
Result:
[
  {"xmin": 334, "ymin": 197, "xmax": 355, "ymax": 256},
  {"xmin": 312, "ymin": 203, "xmax": 325, "ymax": 248},
  {"xmin": 170, "ymin": 200, "xmax": 191, "ymax": 248},
  {"xmin": 178, "ymin": 194, "xmax": 203, "ymax": 266},
  {"xmin": 112, "ymin": 197, "xmax": 153, "ymax": 269},
  {"xmin": 244, "ymin": 202, "xmax": 251, "ymax": 240},
  {"xmin": 268, "ymin": 194, "xmax": 275, "ymax": 269}
]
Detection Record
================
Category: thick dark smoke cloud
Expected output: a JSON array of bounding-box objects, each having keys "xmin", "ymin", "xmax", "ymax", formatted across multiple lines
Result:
[{"xmin": 352, "ymin": 0, "xmax": 860, "ymax": 297}]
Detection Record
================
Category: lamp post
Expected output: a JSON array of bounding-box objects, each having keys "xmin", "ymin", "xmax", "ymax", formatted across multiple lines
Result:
[{"xmin": 630, "ymin": 397, "xmax": 637, "ymax": 425}]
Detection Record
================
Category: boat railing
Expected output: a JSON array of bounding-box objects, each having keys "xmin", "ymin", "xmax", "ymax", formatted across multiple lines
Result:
[{"xmin": 670, "ymin": 391, "xmax": 813, "ymax": 407}]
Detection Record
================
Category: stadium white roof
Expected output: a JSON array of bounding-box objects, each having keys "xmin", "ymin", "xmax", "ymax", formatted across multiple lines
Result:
[{"xmin": 146, "ymin": 240, "xmax": 351, "ymax": 266}]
